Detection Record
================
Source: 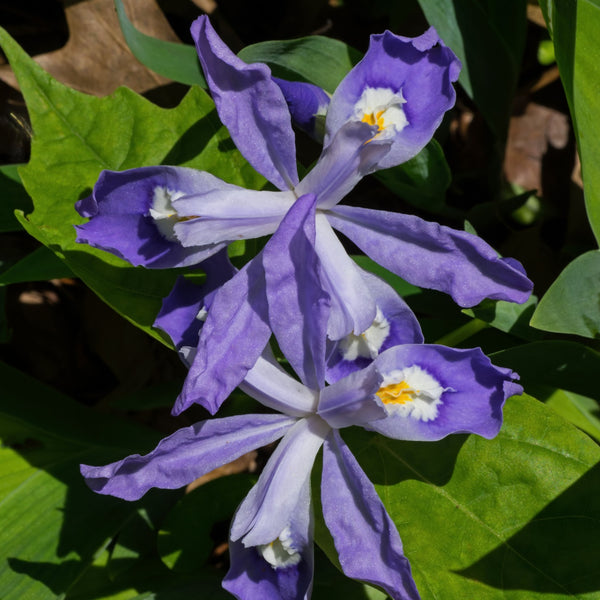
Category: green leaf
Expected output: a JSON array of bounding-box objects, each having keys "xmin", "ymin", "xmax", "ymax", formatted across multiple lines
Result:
[
  {"xmin": 531, "ymin": 250, "xmax": 600, "ymax": 338},
  {"xmin": 539, "ymin": 0, "xmax": 600, "ymax": 244},
  {"xmin": 0, "ymin": 27, "xmax": 264, "ymax": 342},
  {"xmin": 338, "ymin": 393, "xmax": 600, "ymax": 598},
  {"xmin": 0, "ymin": 164, "xmax": 32, "ymax": 232},
  {"xmin": 416, "ymin": 0, "xmax": 527, "ymax": 139},
  {"xmin": 114, "ymin": 0, "xmax": 206, "ymax": 87},
  {"xmin": 0, "ymin": 245, "xmax": 74, "ymax": 284}
]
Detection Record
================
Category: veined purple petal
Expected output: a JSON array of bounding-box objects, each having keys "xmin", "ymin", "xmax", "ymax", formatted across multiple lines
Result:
[
  {"xmin": 327, "ymin": 205, "xmax": 533, "ymax": 307},
  {"xmin": 368, "ymin": 344, "xmax": 522, "ymax": 441},
  {"xmin": 325, "ymin": 28, "xmax": 460, "ymax": 169},
  {"xmin": 273, "ymin": 77, "xmax": 330, "ymax": 141},
  {"xmin": 263, "ymin": 194, "xmax": 330, "ymax": 390},
  {"xmin": 231, "ymin": 415, "xmax": 329, "ymax": 547},
  {"xmin": 172, "ymin": 255, "xmax": 271, "ymax": 416},
  {"xmin": 172, "ymin": 185, "xmax": 295, "ymax": 247},
  {"xmin": 224, "ymin": 479, "xmax": 314, "ymax": 600},
  {"xmin": 191, "ymin": 16, "xmax": 298, "ymax": 191},
  {"xmin": 80, "ymin": 413, "xmax": 295, "ymax": 501},
  {"xmin": 326, "ymin": 267, "xmax": 423, "ymax": 382},
  {"xmin": 75, "ymin": 166, "xmax": 226, "ymax": 268},
  {"xmin": 322, "ymin": 431, "xmax": 420, "ymax": 600},
  {"xmin": 154, "ymin": 249, "xmax": 236, "ymax": 351}
]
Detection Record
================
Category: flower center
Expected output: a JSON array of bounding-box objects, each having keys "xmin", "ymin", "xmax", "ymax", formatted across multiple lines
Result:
[
  {"xmin": 148, "ymin": 186, "xmax": 187, "ymax": 241},
  {"xmin": 376, "ymin": 365, "xmax": 448, "ymax": 421},
  {"xmin": 338, "ymin": 308, "xmax": 390, "ymax": 361},
  {"xmin": 257, "ymin": 526, "xmax": 301, "ymax": 569},
  {"xmin": 354, "ymin": 87, "xmax": 409, "ymax": 138}
]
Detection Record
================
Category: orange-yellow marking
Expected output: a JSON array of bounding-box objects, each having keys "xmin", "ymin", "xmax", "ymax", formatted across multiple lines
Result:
[{"xmin": 376, "ymin": 381, "xmax": 418, "ymax": 405}]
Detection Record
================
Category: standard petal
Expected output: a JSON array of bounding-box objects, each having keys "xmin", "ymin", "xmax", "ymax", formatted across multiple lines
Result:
[
  {"xmin": 80, "ymin": 413, "xmax": 295, "ymax": 501},
  {"xmin": 263, "ymin": 194, "xmax": 330, "ymax": 390},
  {"xmin": 368, "ymin": 344, "xmax": 522, "ymax": 441},
  {"xmin": 75, "ymin": 166, "xmax": 226, "ymax": 268},
  {"xmin": 322, "ymin": 431, "xmax": 420, "ymax": 600},
  {"xmin": 327, "ymin": 205, "xmax": 533, "ymax": 307},
  {"xmin": 172, "ymin": 255, "xmax": 271, "ymax": 416},
  {"xmin": 326, "ymin": 267, "xmax": 423, "ymax": 382},
  {"xmin": 231, "ymin": 415, "xmax": 329, "ymax": 547},
  {"xmin": 325, "ymin": 28, "xmax": 460, "ymax": 168},
  {"xmin": 191, "ymin": 16, "xmax": 299, "ymax": 191}
]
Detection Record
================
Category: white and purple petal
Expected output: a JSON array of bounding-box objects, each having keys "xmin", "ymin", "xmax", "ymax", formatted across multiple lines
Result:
[
  {"xmin": 327, "ymin": 205, "xmax": 533, "ymax": 307},
  {"xmin": 191, "ymin": 16, "xmax": 299, "ymax": 191},
  {"xmin": 80, "ymin": 413, "xmax": 295, "ymax": 501},
  {"xmin": 322, "ymin": 431, "xmax": 420, "ymax": 600}
]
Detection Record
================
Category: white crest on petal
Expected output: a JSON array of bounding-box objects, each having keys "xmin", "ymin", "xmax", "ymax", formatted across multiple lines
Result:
[
  {"xmin": 353, "ymin": 86, "xmax": 409, "ymax": 137},
  {"xmin": 196, "ymin": 306, "xmax": 208, "ymax": 322},
  {"xmin": 148, "ymin": 186, "xmax": 186, "ymax": 241},
  {"xmin": 338, "ymin": 307, "xmax": 390, "ymax": 361},
  {"xmin": 257, "ymin": 526, "xmax": 301, "ymax": 569}
]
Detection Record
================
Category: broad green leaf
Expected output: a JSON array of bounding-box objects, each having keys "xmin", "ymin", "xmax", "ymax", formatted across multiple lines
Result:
[
  {"xmin": 539, "ymin": 0, "xmax": 600, "ymax": 244},
  {"xmin": 417, "ymin": 0, "xmax": 527, "ymax": 139},
  {"xmin": 531, "ymin": 250, "xmax": 600, "ymax": 338},
  {"xmin": 0, "ymin": 245, "xmax": 74, "ymax": 284},
  {"xmin": 327, "ymin": 394, "xmax": 600, "ymax": 598},
  {"xmin": 0, "ymin": 27, "xmax": 264, "ymax": 342},
  {"xmin": 114, "ymin": 0, "xmax": 206, "ymax": 87},
  {"xmin": 0, "ymin": 163, "xmax": 32, "ymax": 232}
]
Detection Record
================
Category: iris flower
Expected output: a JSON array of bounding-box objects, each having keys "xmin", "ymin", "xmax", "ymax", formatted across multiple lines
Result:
[{"xmin": 82, "ymin": 213, "xmax": 521, "ymax": 599}]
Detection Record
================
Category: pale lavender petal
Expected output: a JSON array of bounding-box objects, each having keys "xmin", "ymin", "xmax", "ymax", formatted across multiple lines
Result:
[
  {"xmin": 326, "ymin": 267, "xmax": 423, "ymax": 382},
  {"xmin": 328, "ymin": 205, "xmax": 533, "ymax": 307},
  {"xmin": 231, "ymin": 415, "xmax": 329, "ymax": 547},
  {"xmin": 325, "ymin": 28, "xmax": 460, "ymax": 168},
  {"xmin": 263, "ymin": 194, "xmax": 330, "ymax": 389},
  {"xmin": 75, "ymin": 166, "xmax": 226, "ymax": 268},
  {"xmin": 191, "ymin": 16, "xmax": 298, "ymax": 191},
  {"xmin": 172, "ymin": 255, "xmax": 271, "ymax": 416},
  {"xmin": 322, "ymin": 431, "xmax": 420, "ymax": 600},
  {"xmin": 368, "ymin": 344, "xmax": 522, "ymax": 441},
  {"xmin": 80, "ymin": 413, "xmax": 295, "ymax": 501}
]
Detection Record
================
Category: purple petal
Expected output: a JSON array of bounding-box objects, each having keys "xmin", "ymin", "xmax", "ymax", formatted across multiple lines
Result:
[
  {"xmin": 154, "ymin": 249, "xmax": 236, "ymax": 351},
  {"xmin": 322, "ymin": 431, "xmax": 420, "ymax": 600},
  {"xmin": 368, "ymin": 344, "xmax": 522, "ymax": 441},
  {"xmin": 328, "ymin": 205, "xmax": 533, "ymax": 307},
  {"xmin": 231, "ymin": 415, "xmax": 329, "ymax": 547},
  {"xmin": 75, "ymin": 166, "xmax": 228, "ymax": 268},
  {"xmin": 326, "ymin": 267, "xmax": 423, "ymax": 382},
  {"xmin": 80, "ymin": 413, "xmax": 295, "ymax": 501},
  {"xmin": 191, "ymin": 16, "xmax": 298, "ymax": 191},
  {"xmin": 263, "ymin": 194, "xmax": 330, "ymax": 390},
  {"xmin": 172, "ymin": 255, "xmax": 271, "ymax": 416},
  {"xmin": 325, "ymin": 28, "xmax": 460, "ymax": 168}
]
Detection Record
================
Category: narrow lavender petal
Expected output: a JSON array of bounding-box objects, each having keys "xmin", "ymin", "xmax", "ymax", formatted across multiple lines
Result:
[
  {"xmin": 273, "ymin": 77, "xmax": 330, "ymax": 141},
  {"xmin": 326, "ymin": 268, "xmax": 423, "ymax": 382},
  {"xmin": 325, "ymin": 28, "xmax": 460, "ymax": 168},
  {"xmin": 263, "ymin": 194, "xmax": 330, "ymax": 390},
  {"xmin": 318, "ymin": 363, "xmax": 386, "ymax": 429},
  {"xmin": 154, "ymin": 249, "xmax": 236, "ymax": 350},
  {"xmin": 80, "ymin": 413, "xmax": 295, "ymax": 501},
  {"xmin": 172, "ymin": 255, "xmax": 271, "ymax": 416},
  {"xmin": 224, "ymin": 479, "xmax": 314, "ymax": 600},
  {"xmin": 75, "ymin": 166, "xmax": 227, "ymax": 268},
  {"xmin": 368, "ymin": 344, "xmax": 522, "ymax": 441},
  {"xmin": 231, "ymin": 415, "xmax": 329, "ymax": 547},
  {"xmin": 322, "ymin": 431, "xmax": 420, "ymax": 600},
  {"xmin": 191, "ymin": 16, "xmax": 298, "ymax": 191},
  {"xmin": 328, "ymin": 205, "xmax": 533, "ymax": 307}
]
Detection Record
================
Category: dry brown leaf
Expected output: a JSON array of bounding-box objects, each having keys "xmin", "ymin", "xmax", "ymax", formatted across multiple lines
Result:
[
  {"xmin": 0, "ymin": 0, "xmax": 182, "ymax": 95},
  {"xmin": 186, "ymin": 452, "xmax": 258, "ymax": 492}
]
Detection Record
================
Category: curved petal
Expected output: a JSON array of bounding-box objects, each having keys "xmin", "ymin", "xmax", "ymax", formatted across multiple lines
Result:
[
  {"xmin": 325, "ymin": 28, "xmax": 460, "ymax": 168},
  {"xmin": 326, "ymin": 267, "xmax": 423, "ymax": 382},
  {"xmin": 322, "ymin": 431, "xmax": 420, "ymax": 600},
  {"xmin": 368, "ymin": 344, "xmax": 522, "ymax": 441},
  {"xmin": 75, "ymin": 166, "xmax": 226, "ymax": 268},
  {"xmin": 224, "ymin": 479, "xmax": 314, "ymax": 600},
  {"xmin": 80, "ymin": 413, "xmax": 295, "ymax": 501},
  {"xmin": 172, "ymin": 255, "xmax": 271, "ymax": 416},
  {"xmin": 263, "ymin": 194, "xmax": 330, "ymax": 389},
  {"xmin": 231, "ymin": 415, "xmax": 329, "ymax": 547},
  {"xmin": 191, "ymin": 16, "xmax": 298, "ymax": 191},
  {"xmin": 327, "ymin": 205, "xmax": 533, "ymax": 307}
]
